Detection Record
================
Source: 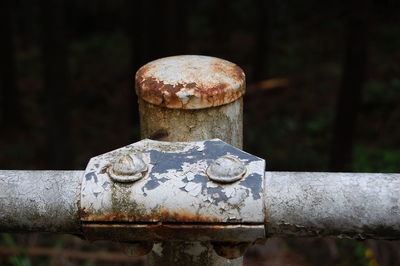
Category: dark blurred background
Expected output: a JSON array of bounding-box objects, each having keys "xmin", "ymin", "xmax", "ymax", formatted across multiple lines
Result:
[{"xmin": 1, "ymin": 0, "xmax": 399, "ymax": 265}]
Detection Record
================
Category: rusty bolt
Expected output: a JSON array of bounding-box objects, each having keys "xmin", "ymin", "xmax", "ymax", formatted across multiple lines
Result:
[
  {"xmin": 107, "ymin": 154, "xmax": 147, "ymax": 183},
  {"xmin": 135, "ymin": 55, "xmax": 245, "ymax": 109},
  {"xmin": 206, "ymin": 155, "xmax": 246, "ymax": 183}
]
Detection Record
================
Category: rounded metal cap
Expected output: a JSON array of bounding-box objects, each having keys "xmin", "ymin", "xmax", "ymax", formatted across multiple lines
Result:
[{"xmin": 135, "ymin": 55, "xmax": 245, "ymax": 109}]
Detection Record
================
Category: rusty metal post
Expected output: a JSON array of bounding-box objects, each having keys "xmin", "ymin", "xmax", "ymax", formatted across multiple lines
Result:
[
  {"xmin": 136, "ymin": 55, "xmax": 244, "ymax": 149},
  {"xmin": 135, "ymin": 55, "xmax": 246, "ymax": 265}
]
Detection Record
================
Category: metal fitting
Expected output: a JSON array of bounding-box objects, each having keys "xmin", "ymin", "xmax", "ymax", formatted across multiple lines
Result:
[
  {"xmin": 206, "ymin": 155, "xmax": 246, "ymax": 183},
  {"xmin": 107, "ymin": 154, "xmax": 147, "ymax": 183},
  {"xmin": 81, "ymin": 139, "xmax": 265, "ymax": 243},
  {"xmin": 135, "ymin": 55, "xmax": 245, "ymax": 109}
]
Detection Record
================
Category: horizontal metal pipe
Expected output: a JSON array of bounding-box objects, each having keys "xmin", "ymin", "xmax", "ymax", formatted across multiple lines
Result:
[
  {"xmin": 1, "ymin": 170, "xmax": 399, "ymax": 241},
  {"xmin": 265, "ymin": 172, "xmax": 400, "ymax": 239},
  {"xmin": 0, "ymin": 170, "xmax": 83, "ymax": 234}
]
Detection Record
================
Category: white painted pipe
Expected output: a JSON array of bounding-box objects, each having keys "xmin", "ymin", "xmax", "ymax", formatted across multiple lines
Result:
[
  {"xmin": 265, "ymin": 172, "xmax": 400, "ymax": 239},
  {"xmin": 1, "ymin": 170, "xmax": 399, "ymax": 241},
  {"xmin": 0, "ymin": 170, "xmax": 82, "ymax": 234}
]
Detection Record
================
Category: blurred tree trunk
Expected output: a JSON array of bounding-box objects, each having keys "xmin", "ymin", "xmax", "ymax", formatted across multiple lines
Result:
[
  {"xmin": 174, "ymin": 0, "xmax": 188, "ymax": 54},
  {"xmin": 130, "ymin": 0, "xmax": 145, "ymax": 72},
  {"xmin": 129, "ymin": 0, "xmax": 144, "ymax": 140},
  {"xmin": 142, "ymin": 1, "xmax": 168, "ymax": 62},
  {"xmin": 40, "ymin": 0, "xmax": 73, "ymax": 169},
  {"xmin": 129, "ymin": 0, "xmax": 167, "ymax": 140},
  {"xmin": 330, "ymin": 0, "xmax": 370, "ymax": 171},
  {"xmin": 0, "ymin": 0, "xmax": 22, "ymax": 129},
  {"xmin": 254, "ymin": 0, "xmax": 269, "ymax": 81},
  {"xmin": 213, "ymin": 0, "xmax": 230, "ymax": 58},
  {"xmin": 130, "ymin": 0, "xmax": 187, "ymax": 70},
  {"xmin": 166, "ymin": 0, "xmax": 188, "ymax": 55},
  {"xmin": 129, "ymin": 0, "xmax": 187, "ymax": 140}
]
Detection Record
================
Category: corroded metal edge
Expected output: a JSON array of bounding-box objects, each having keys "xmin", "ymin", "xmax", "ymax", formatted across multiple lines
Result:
[
  {"xmin": 82, "ymin": 224, "xmax": 265, "ymax": 242},
  {"xmin": 135, "ymin": 55, "xmax": 245, "ymax": 109}
]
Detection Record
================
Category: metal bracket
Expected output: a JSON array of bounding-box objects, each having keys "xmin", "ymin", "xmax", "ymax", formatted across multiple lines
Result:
[{"xmin": 80, "ymin": 139, "xmax": 266, "ymax": 243}]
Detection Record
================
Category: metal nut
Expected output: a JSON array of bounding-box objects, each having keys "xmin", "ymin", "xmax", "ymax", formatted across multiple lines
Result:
[
  {"xmin": 206, "ymin": 155, "xmax": 246, "ymax": 183},
  {"xmin": 108, "ymin": 154, "xmax": 147, "ymax": 183}
]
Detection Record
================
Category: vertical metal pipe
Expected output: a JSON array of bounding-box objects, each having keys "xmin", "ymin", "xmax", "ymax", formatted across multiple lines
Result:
[
  {"xmin": 138, "ymin": 98, "xmax": 243, "ymax": 149},
  {"xmin": 135, "ymin": 55, "xmax": 245, "ymax": 265}
]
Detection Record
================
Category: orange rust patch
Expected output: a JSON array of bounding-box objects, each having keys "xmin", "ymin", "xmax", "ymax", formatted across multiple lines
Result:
[
  {"xmin": 81, "ymin": 223, "xmax": 243, "ymax": 242},
  {"xmin": 159, "ymin": 210, "xmax": 220, "ymax": 223},
  {"xmin": 144, "ymin": 224, "xmax": 225, "ymax": 240},
  {"xmin": 231, "ymin": 65, "xmax": 245, "ymax": 82},
  {"xmin": 185, "ymin": 82, "xmax": 197, "ymax": 88},
  {"xmin": 78, "ymin": 207, "xmax": 89, "ymax": 218},
  {"xmin": 134, "ymin": 55, "xmax": 245, "ymax": 109}
]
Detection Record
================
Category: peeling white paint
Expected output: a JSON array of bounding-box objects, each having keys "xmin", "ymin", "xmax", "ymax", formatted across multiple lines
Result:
[
  {"xmin": 0, "ymin": 170, "xmax": 82, "ymax": 233},
  {"xmin": 80, "ymin": 139, "xmax": 265, "ymax": 225}
]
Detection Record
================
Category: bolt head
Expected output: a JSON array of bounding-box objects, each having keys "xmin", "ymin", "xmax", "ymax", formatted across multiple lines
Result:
[
  {"xmin": 108, "ymin": 154, "xmax": 147, "ymax": 183},
  {"xmin": 206, "ymin": 155, "xmax": 246, "ymax": 183}
]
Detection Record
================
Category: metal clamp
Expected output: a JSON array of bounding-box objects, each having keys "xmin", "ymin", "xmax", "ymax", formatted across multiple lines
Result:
[{"xmin": 80, "ymin": 139, "xmax": 266, "ymax": 248}]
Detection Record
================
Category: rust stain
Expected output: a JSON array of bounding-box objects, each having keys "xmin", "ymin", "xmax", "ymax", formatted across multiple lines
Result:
[
  {"xmin": 185, "ymin": 82, "xmax": 197, "ymax": 88},
  {"xmin": 135, "ymin": 55, "xmax": 245, "ymax": 109},
  {"xmin": 231, "ymin": 65, "xmax": 245, "ymax": 82},
  {"xmin": 82, "ymin": 223, "xmax": 237, "ymax": 242},
  {"xmin": 143, "ymin": 224, "xmax": 225, "ymax": 240},
  {"xmin": 148, "ymin": 129, "xmax": 169, "ymax": 140},
  {"xmin": 159, "ymin": 210, "xmax": 220, "ymax": 223},
  {"xmin": 78, "ymin": 207, "xmax": 89, "ymax": 219},
  {"xmin": 81, "ymin": 208, "xmax": 221, "ymax": 223},
  {"xmin": 99, "ymin": 164, "xmax": 110, "ymax": 174}
]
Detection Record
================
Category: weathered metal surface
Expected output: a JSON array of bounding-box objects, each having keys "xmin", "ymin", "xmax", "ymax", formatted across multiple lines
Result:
[
  {"xmin": 83, "ymin": 224, "xmax": 264, "ymax": 242},
  {"xmin": 135, "ymin": 55, "xmax": 245, "ymax": 109},
  {"xmin": 265, "ymin": 172, "xmax": 400, "ymax": 239},
  {"xmin": 206, "ymin": 155, "xmax": 247, "ymax": 183},
  {"xmin": 107, "ymin": 154, "xmax": 147, "ymax": 183},
  {"xmin": 139, "ymin": 98, "xmax": 243, "ymax": 148},
  {"xmin": 136, "ymin": 54, "xmax": 246, "ymax": 266},
  {"xmin": 80, "ymin": 139, "xmax": 265, "ymax": 243},
  {"xmin": 2, "ymin": 168, "xmax": 399, "ymax": 242},
  {"xmin": 0, "ymin": 170, "xmax": 82, "ymax": 234}
]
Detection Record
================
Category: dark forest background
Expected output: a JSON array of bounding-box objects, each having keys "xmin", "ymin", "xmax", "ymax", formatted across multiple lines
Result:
[{"xmin": 1, "ymin": 0, "xmax": 399, "ymax": 265}]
